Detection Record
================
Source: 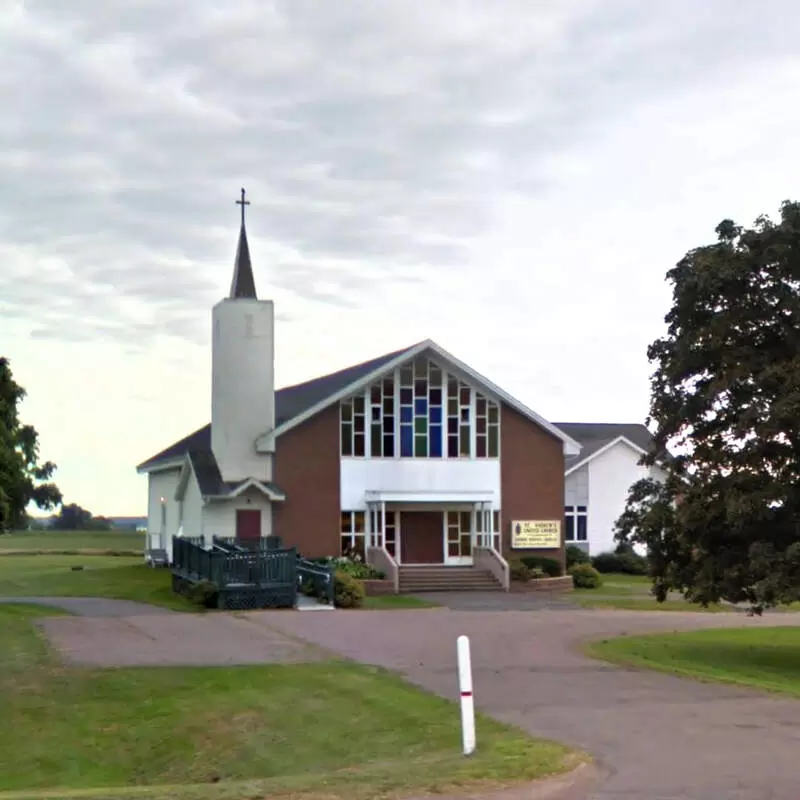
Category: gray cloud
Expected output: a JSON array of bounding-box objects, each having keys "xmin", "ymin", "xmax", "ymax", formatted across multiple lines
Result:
[{"xmin": 2, "ymin": 0, "xmax": 799, "ymax": 346}]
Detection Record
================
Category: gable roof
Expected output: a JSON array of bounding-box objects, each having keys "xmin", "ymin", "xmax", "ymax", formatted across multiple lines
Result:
[
  {"xmin": 176, "ymin": 451, "xmax": 285, "ymax": 501},
  {"xmin": 137, "ymin": 339, "xmax": 579, "ymax": 473},
  {"xmin": 554, "ymin": 423, "xmax": 655, "ymax": 474},
  {"xmin": 136, "ymin": 343, "xmax": 416, "ymax": 471}
]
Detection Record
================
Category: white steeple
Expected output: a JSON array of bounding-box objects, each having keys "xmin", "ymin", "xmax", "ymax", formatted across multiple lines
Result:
[{"xmin": 210, "ymin": 188, "xmax": 275, "ymax": 483}]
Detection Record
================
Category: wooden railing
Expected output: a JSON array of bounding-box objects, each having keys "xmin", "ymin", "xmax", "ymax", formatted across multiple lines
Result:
[
  {"xmin": 211, "ymin": 535, "xmax": 285, "ymax": 551},
  {"xmin": 172, "ymin": 536, "xmax": 297, "ymax": 591},
  {"xmin": 297, "ymin": 558, "xmax": 336, "ymax": 605}
]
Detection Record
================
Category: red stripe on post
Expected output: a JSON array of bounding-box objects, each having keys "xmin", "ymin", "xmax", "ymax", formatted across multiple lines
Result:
[{"xmin": 460, "ymin": 691, "xmax": 473, "ymax": 698}]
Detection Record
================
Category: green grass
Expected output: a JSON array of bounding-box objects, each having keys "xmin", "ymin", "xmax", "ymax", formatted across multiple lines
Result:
[
  {"xmin": 572, "ymin": 573, "xmax": 731, "ymax": 612},
  {"xmin": 0, "ymin": 606, "xmax": 579, "ymax": 800},
  {"xmin": 0, "ymin": 529, "xmax": 143, "ymax": 554},
  {"xmin": 575, "ymin": 597, "xmax": 730, "ymax": 612},
  {"xmin": 587, "ymin": 626, "xmax": 800, "ymax": 697},
  {"xmin": 0, "ymin": 555, "xmax": 195, "ymax": 611},
  {"xmin": 362, "ymin": 594, "xmax": 439, "ymax": 609}
]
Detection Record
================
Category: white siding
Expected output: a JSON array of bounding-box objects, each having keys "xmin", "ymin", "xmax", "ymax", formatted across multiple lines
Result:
[
  {"xmin": 180, "ymin": 471, "xmax": 204, "ymax": 540},
  {"xmin": 211, "ymin": 297, "xmax": 275, "ymax": 483},
  {"xmin": 585, "ymin": 442, "xmax": 664, "ymax": 555},
  {"xmin": 202, "ymin": 488, "xmax": 274, "ymax": 543},
  {"xmin": 146, "ymin": 469, "xmax": 181, "ymax": 541},
  {"xmin": 340, "ymin": 458, "xmax": 501, "ymax": 509},
  {"xmin": 565, "ymin": 464, "xmax": 589, "ymax": 507}
]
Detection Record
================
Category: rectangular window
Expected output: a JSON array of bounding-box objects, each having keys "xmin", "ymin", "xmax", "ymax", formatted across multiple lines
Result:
[
  {"xmin": 564, "ymin": 506, "xmax": 588, "ymax": 542},
  {"xmin": 340, "ymin": 510, "xmax": 367, "ymax": 559}
]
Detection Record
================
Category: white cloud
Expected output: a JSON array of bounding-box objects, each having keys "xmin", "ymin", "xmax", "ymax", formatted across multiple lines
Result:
[{"xmin": 2, "ymin": 0, "xmax": 800, "ymax": 513}]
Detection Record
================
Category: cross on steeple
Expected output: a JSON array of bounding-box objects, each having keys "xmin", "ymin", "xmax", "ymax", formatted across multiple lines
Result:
[
  {"xmin": 235, "ymin": 187, "xmax": 250, "ymax": 227},
  {"xmin": 229, "ymin": 187, "xmax": 257, "ymax": 299}
]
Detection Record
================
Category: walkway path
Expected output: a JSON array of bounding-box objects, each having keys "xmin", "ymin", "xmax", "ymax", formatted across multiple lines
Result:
[
  {"xmin": 261, "ymin": 608, "xmax": 800, "ymax": 800},
  {"xmin": 9, "ymin": 596, "xmax": 800, "ymax": 797},
  {"xmin": 0, "ymin": 596, "xmax": 175, "ymax": 616}
]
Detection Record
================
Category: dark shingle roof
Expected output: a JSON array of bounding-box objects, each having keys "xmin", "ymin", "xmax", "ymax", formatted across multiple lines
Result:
[
  {"xmin": 187, "ymin": 451, "xmax": 284, "ymax": 498},
  {"xmin": 137, "ymin": 343, "xmax": 417, "ymax": 471},
  {"xmin": 229, "ymin": 224, "xmax": 257, "ymax": 299},
  {"xmin": 553, "ymin": 422, "xmax": 655, "ymax": 470}
]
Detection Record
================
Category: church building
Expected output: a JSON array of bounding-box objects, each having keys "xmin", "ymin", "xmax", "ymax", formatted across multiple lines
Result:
[{"xmin": 137, "ymin": 195, "xmax": 648, "ymax": 591}]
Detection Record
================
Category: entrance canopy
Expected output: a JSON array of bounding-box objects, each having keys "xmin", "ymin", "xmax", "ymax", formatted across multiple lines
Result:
[{"xmin": 364, "ymin": 489, "xmax": 496, "ymax": 504}]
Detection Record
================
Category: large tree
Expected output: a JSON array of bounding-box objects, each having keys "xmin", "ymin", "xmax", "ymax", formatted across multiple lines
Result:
[
  {"xmin": 52, "ymin": 503, "xmax": 111, "ymax": 531},
  {"xmin": 616, "ymin": 200, "xmax": 800, "ymax": 612},
  {"xmin": 0, "ymin": 358, "xmax": 62, "ymax": 530}
]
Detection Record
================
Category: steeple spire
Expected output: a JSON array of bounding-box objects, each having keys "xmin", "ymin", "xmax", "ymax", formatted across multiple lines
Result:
[{"xmin": 229, "ymin": 187, "xmax": 257, "ymax": 299}]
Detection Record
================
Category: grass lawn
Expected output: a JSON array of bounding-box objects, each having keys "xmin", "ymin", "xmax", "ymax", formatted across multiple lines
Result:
[
  {"xmin": 0, "ymin": 529, "xmax": 143, "ymax": 554},
  {"xmin": 0, "ymin": 555, "xmax": 195, "ymax": 611},
  {"xmin": 573, "ymin": 573, "xmax": 732, "ymax": 612},
  {"xmin": 362, "ymin": 594, "xmax": 439, "ymax": 609},
  {"xmin": 587, "ymin": 626, "xmax": 800, "ymax": 697},
  {"xmin": 0, "ymin": 605, "xmax": 579, "ymax": 800}
]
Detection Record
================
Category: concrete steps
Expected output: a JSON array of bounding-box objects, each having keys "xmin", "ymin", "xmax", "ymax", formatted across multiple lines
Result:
[{"xmin": 398, "ymin": 565, "xmax": 503, "ymax": 593}]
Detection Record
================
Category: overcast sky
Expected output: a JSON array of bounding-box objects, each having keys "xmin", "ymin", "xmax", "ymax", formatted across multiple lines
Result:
[{"xmin": 2, "ymin": 0, "xmax": 799, "ymax": 516}]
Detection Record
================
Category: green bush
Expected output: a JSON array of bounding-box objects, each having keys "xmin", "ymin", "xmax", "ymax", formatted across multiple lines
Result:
[
  {"xmin": 333, "ymin": 569, "xmax": 365, "ymax": 609},
  {"xmin": 592, "ymin": 546, "xmax": 648, "ymax": 575},
  {"xmin": 565, "ymin": 545, "xmax": 590, "ymax": 569},
  {"xmin": 184, "ymin": 580, "xmax": 219, "ymax": 608},
  {"xmin": 590, "ymin": 551, "xmax": 621, "ymax": 573},
  {"xmin": 509, "ymin": 559, "xmax": 532, "ymax": 582},
  {"xmin": 330, "ymin": 556, "xmax": 385, "ymax": 580},
  {"xmin": 569, "ymin": 563, "xmax": 603, "ymax": 589},
  {"xmin": 529, "ymin": 566, "xmax": 546, "ymax": 579},
  {"xmin": 519, "ymin": 555, "xmax": 562, "ymax": 577}
]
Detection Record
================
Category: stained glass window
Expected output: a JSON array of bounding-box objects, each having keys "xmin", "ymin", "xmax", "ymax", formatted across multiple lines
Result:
[{"xmin": 340, "ymin": 358, "xmax": 501, "ymax": 459}]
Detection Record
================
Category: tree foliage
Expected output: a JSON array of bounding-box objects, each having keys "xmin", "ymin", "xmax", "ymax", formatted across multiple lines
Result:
[
  {"xmin": 616, "ymin": 201, "xmax": 800, "ymax": 612},
  {"xmin": 0, "ymin": 357, "xmax": 62, "ymax": 530},
  {"xmin": 52, "ymin": 503, "xmax": 111, "ymax": 531}
]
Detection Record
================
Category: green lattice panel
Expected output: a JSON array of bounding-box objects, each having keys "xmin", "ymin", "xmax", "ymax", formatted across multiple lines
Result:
[{"xmin": 218, "ymin": 587, "xmax": 295, "ymax": 610}]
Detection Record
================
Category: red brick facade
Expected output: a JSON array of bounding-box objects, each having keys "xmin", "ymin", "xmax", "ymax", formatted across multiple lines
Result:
[
  {"xmin": 272, "ymin": 404, "xmax": 340, "ymax": 558},
  {"xmin": 499, "ymin": 404, "xmax": 566, "ymax": 569},
  {"xmin": 272, "ymin": 393, "xmax": 566, "ymax": 567}
]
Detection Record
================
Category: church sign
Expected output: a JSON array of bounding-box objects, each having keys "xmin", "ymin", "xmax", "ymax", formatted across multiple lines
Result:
[{"xmin": 510, "ymin": 520, "xmax": 561, "ymax": 550}]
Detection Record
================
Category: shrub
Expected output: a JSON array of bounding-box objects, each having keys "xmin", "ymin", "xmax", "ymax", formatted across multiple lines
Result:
[
  {"xmin": 569, "ymin": 563, "xmax": 602, "ymax": 589},
  {"xmin": 184, "ymin": 580, "xmax": 219, "ymax": 608},
  {"xmin": 330, "ymin": 555, "xmax": 386, "ymax": 580},
  {"xmin": 529, "ymin": 567, "xmax": 546, "ymax": 579},
  {"xmin": 519, "ymin": 555, "xmax": 562, "ymax": 577},
  {"xmin": 565, "ymin": 545, "xmax": 591, "ymax": 569},
  {"xmin": 509, "ymin": 559, "xmax": 532, "ymax": 582},
  {"xmin": 591, "ymin": 551, "xmax": 622, "ymax": 573},
  {"xmin": 592, "ymin": 547, "xmax": 648, "ymax": 575},
  {"xmin": 333, "ymin": 569, "xmax": 365, "ymax": 609}
]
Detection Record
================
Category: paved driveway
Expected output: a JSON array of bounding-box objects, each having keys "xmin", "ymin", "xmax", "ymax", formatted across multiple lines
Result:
[{"xmin": 259, "ymin": 608, "xmax": 800, "ymax": 800}]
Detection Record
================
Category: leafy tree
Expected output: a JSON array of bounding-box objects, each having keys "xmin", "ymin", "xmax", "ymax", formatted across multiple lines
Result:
[
  {"xmin": 616, "ymin": 201, "xmax": 800, "ymax": 613},
  {"xmin": 51, "ymin": 503, "xmax": 112, "ymax": 531},
  {"xmin": 52, "ymin": 503, "xmax": 92, "ymax": 530},
  {"xmin": 0, "ymin": 358, "xmax": 62, "ymax": 530}
]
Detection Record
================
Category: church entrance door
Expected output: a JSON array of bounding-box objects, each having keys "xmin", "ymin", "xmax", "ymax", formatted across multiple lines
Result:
[
  {"xmin": 236, "ymin": 509, "xmax": 261, "ymax": 548},
  {"xmin": 400, "ymin": 511, "xmax": 445, "ymax": 564}
]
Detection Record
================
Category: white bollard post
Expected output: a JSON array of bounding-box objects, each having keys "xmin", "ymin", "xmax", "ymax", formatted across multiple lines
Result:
[{"xmin": 457, "ymin": 634, "xmax": 476, "ymax": 756}]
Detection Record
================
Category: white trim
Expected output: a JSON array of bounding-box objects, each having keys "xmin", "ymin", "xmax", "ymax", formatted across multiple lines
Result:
[
  {"xmin": 205, "ymin": 478, "xmax": 286, "ymax": 503},
  {"xmin": 365, "ymin": 489, "xmax": 495, "ymax": 504},
  {"xmin": 254, "ymin": 339, "xmax": 581, "ymax": 455},
  {"xmin": 173, "ymin": 454, "xmax": 198, "ymax": 502},
  {"xmin": 137, "ymin": 457, "xmax": 184, "ymax": 475},
  {"xmin": 564, "ymin": 435, "xmax": 648, "ymax": 476}
]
